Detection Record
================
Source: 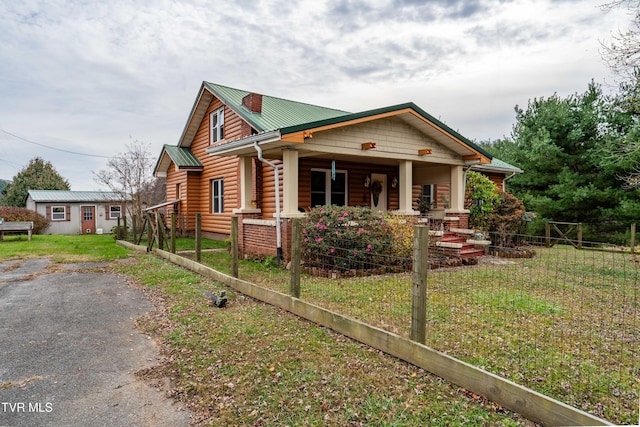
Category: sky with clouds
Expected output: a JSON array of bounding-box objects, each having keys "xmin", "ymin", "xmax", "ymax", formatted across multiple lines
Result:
[{"xmin": 0, "ymin": 0, "xmax": 632, "ymax": 190}]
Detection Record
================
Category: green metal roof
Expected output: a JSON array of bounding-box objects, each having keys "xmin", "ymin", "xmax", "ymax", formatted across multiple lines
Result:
[
  {"xmin": 279, "ymin": 102, "xmax": 493, "ymax": 160},
  {"xmin": 153, "ymin": 145, "xmax": 203, "ymax": 176},
  {"xmin": 473, "ymin": 157, "xmax": 523, "ymax": 174},
  {"xmin": 27, "ymin": 190, "xmax": 126, "ymax": 202},
  {"xmin": 203, "ymin": 82, "xmax": 350, "ymax": 132},
  {"xmin": 163, "ymin": 145, "xmax": 203, "ymax": 168}
]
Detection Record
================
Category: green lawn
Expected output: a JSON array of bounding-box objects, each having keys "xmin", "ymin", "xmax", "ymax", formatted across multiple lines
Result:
[
  {"xmin": 193, "ymin": 243, "xmax": 639, "ymax": 425},
  {"xmin": 0, "ymin": 234, "xmax": 531, "ymax": 426},
  {"xmin": 115, "ymin": 254, "xmax": 530, "ymax": 426},
  {"xmin": 0, "ymin": 233, "xmax": 130, "ymax": 262}
]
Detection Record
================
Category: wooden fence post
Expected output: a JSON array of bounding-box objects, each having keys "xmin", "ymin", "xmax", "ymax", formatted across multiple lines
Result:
[
  {"xmin": 117, "ymin": 217, "xmax": 121, "ymax": 239},
  {"xmin": 290, "ymin": 218, "xmax": 301, "ymax": 298},
  {"xmin": 132, "ymin": 214, "xmax": 138, "ymax": 242},
  {"xmin": 155, "ymin": 212, "xmax": 164, "ymax": 251},
  {"xmin": 170, "ymin": 212, "xmax": 177, "ymax": 254},
  {"xmin": 631, "ymin": 224, "xmax": 636, "ymax": 255},
  {"xmin": 146, "ymin": 212, "xmax": 153, "ymax": 251},
  {"xmin": 545, "ymin": 222, "xmax": 551, "ymax": 248},
  {"xmin": 195, "ymin": 213, "xmax": 201, "ymax": 262},
  {"xmin": 577, "ymin": 223, "xmax": 582, "ymax": 250},
  {"xmin": 411, "ymin": 225, "xmax": 428, "ymax": 343},
  {"xmin": 123, "ymin": 216, "xmax": 128, "ymax": 240},
  {"xmin": 231, "ymin": 216, "xmax": 239, "ymax": 278}
]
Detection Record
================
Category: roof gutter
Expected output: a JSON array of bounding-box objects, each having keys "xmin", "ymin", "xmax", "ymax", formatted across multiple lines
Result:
[
  {"xmin": 502, "ymin": 171, "xmax": 518, "ymax": 192},
  {"xmin": 253, "ymin": 141, "xmax": 283, "ymax": 264},
  {"xmin": 205, "ymin": 130, "xmax": 281, "ymax": 156}
]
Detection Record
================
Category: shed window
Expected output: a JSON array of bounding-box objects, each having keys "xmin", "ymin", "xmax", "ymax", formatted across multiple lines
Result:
[
  {"xmin": 51, "ymin": 206, "xmax": 66, "ymax": 221},
  {"xmin": 210, "ymin": 107, "xmax": 225, "ymax": 144},
  {"xmin": 109, "ymin": 205, "xmax": 122, "ymax": 219},
  {"xmin": 311, "ymin": 169, "xmax": 347, "ymax": 207}
]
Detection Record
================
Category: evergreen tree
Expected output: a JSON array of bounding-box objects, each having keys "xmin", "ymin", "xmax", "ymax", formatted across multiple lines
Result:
[
  {"xmin": 483, "ymin": 82, "xmax": 640, "ymax": 237},
  {"xmin": 1, "ymin": 157, "xmax": 70, "ymax": 207}
]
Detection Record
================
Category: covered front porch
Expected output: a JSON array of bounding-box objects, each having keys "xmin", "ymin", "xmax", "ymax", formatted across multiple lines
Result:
[{"xmin": 207, "ymin": 103, "xmax": 491, "ymax": 261}]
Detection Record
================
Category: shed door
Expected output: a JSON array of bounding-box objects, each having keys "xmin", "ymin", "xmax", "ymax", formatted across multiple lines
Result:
[{"xmin": 81, "ymin": 206, "xmax": 95, "ymax": 234}]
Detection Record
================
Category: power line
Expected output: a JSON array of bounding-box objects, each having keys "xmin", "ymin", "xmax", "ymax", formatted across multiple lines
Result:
[
  {"xmin": 0, "ymin": 128, "xmax": 115, "ymax": 158},
  {"xmin": 0, "ymin": 128, "xmax": 158, "ymax": 160}
]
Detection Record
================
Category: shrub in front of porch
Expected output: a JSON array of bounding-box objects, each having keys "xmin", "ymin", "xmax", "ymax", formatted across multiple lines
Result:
[
  {"xmin": 464, "ymin": 171, "xmax": 500, "ymax": 230},
  {"xmin": 301, "ymin": 206, "xmax": 396, "ymax": 271}
]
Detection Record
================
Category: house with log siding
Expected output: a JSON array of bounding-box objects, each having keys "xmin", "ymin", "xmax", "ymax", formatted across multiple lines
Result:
[{"xmin": 153, "ymin": 82, "xmax": 521, "ymax": 260}]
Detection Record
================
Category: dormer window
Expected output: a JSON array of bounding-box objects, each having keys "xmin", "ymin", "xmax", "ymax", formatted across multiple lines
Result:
[{"xmin": 210, "ymin": 107, "xmax": 224, "ymax": 144}]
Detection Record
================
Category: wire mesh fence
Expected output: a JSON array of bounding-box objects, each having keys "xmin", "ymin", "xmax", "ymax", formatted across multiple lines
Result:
[
  {"xmin": 299, "ymin": 236, "xmax": 413, "ymax": 337},
  {"xmin": 292, "ymin": 227, "xmax": 639, "ymax": 425},
  {"xmin": 424, "ymin": 234, "xmax": 639, "ymax": 425},
  {"xmin": 134, "ymin": 215, "xmax": 639, "ymax": 425}
]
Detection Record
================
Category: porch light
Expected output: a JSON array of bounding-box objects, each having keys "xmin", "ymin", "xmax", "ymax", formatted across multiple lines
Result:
[
  {"xmin": 391, "ymin": 176, "xmax": 398, "ymax": 188},
  {"xmin": 364, "ymin": 176, "xmax": 371, "ymax": 188}
]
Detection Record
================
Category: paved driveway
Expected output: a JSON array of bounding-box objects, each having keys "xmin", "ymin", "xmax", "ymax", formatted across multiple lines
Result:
[{"xmin": 0, "ymin": 258, "xmax": 190, "ymax": 427}]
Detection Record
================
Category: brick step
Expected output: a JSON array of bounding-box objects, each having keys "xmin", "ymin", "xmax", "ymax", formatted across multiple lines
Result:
[
  {"xmin": 441, "ymin": 236, "xmax": 466, "ymax": 244},
  {"xmin": 459, "ymin": 248, "xmax": 486, "ymax": 258}
]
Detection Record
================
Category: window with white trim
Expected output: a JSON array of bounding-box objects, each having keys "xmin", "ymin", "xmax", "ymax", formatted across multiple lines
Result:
[
  {"xmin": 311, "ymin": 169, "xmax": 347, "ymax": 206},
  {"xmin": 212, "ymin": 178, "xmax": 224, "ymax": 214},
  {"xmin": 109, "ymin": 205, "xmax": 122, "ymax": 219},
  {"xmin": 51, "ymin": 206, "xmax": 66, "ymax": 221},
  {"xmin": 421, "ymin": 184, "xmax": 435, "ymax": 207},
  {"xmin": 210, "ymin": 107, "xmax": 225, "ymax": 144}
]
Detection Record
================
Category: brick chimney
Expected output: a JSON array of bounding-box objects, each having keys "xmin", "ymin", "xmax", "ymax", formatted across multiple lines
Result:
[{"xmin": 242, "ymin": 93, "xmax": 263, "ymax": 113}]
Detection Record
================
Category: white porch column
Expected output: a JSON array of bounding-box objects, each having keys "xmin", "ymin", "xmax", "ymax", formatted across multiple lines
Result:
[
  {"xmin": 397, "ymin": 160, "xmax": 417, "ymax": 215},
  {"xmin": 282, "ymin": 149, "xmax": 303, "ymax": 217},
  {"xmin": 449, "ymin": 165, "xmax": 465, "ymax": 211},
  {"xmin": 233, "ymin": 156, "xmax": 260, "ymax": 214}
]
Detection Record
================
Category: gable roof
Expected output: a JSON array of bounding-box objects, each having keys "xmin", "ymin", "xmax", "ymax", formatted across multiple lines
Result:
[
  {"xmin": 175, "ymin": 81, "xmax": 493, "ymax": 165},
  {"xmin": 277, "ymin": 102, "xmax": 492, "ymax": 160},
  {"xmin": 203, "ymin": 82, "xmax": 350, "ymax": 132},
  {"xmin": 153, "ymin": 144, "xmax": 204, "ymax": 177},
  {"xmin": 177, "ymin": 82, "xmax": 349, "ymax": 149},
  {"xmin": 27, "ymin": 190, "xmax": 126, "ymax": 203}
]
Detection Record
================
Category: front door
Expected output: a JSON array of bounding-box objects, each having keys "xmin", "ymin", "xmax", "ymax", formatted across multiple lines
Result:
[
  {"xmin": 370, "ymin": 173, "xmax": 387, "ymax": 211},
  {"xmin": 81, "ymin": 206, "xmax": 96, "ymax": 234}
]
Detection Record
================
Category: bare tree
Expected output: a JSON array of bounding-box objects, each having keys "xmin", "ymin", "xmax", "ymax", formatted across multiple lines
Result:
[
  {"xmin": 93, "ymin": 140, "xmax": 157, "ymax": 227},
  {"xmin": 601, "ymin": 1, "xmax": 640, "ymax": 80},
  {"xmin": 600, "ymin": 2, "xmax": 640, "ymax": 189}
]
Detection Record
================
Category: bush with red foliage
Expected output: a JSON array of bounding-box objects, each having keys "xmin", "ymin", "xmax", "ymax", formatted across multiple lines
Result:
[{"xmin": 0, "ymin": 207, "xmax": 49, "ymax": 234}]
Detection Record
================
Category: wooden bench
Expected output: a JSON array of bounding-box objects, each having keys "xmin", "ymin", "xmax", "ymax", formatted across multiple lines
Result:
[{"xmin": 0, "ymin": 221, "xmax": 34, "ymax": 241}]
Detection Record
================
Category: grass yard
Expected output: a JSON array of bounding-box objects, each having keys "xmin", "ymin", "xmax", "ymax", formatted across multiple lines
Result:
[
  {"xmin": 0, "ymin": 235, "xmax": 531, "ymax": 426},
  {"xmin": 113, "ymin": 254, "xmax": 531, "ymax": 426},
  {"xmin": 0, "ymin": 233, "xmax": 131, "ymax": 262},
  {"xmin": 192, "ymin": 243, "xmax": 639, "ymax": 425}
]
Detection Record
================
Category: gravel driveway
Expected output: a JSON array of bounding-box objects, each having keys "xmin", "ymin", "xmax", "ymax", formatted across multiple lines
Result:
[{"xmin": 0, "ymin": 258, "xmax": 190, "ymax": 427}]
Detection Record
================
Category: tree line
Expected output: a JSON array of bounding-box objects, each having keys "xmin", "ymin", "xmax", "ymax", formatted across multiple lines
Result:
[{"xmin": 478, "ymin": 2, "xmax": 640, "ymax": 241}]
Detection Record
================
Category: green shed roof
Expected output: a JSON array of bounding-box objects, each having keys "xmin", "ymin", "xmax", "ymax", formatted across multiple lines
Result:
[{"xmin": 27, "ymin": 190, "xmax": 126, "ymax": 202}]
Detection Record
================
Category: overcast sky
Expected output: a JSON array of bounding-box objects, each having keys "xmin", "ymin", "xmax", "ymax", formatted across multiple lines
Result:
[{"xmin": 0, "ymin": 0, "xmax": 632, "ymax": 190}]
